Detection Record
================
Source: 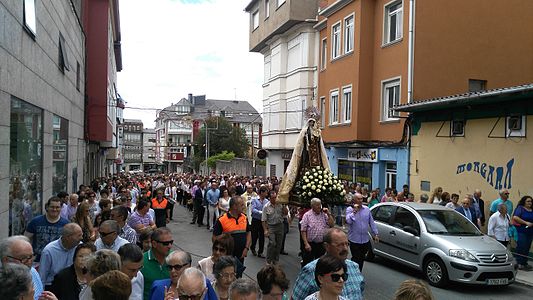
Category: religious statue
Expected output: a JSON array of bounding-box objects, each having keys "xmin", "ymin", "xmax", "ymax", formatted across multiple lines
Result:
[{"xmin": 278, "ymin": 107, "xmax": 331, "ymax": 204}]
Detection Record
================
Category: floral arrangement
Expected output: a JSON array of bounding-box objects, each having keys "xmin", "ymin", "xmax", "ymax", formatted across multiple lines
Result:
[{"xmin": 294, "ymin": 166, "xmax": 346, "ymax": 206}]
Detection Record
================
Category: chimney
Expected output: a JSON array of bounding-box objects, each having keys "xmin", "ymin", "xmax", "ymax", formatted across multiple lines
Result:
[{"xmin": 188, "ymin": 93, "xmax": 193, "ymax": 103}]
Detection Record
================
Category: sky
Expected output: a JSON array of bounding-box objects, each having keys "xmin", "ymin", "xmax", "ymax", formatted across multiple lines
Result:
[{"xmin": 117, "ymin": 0, "xmax": 263, "ymax": 128}]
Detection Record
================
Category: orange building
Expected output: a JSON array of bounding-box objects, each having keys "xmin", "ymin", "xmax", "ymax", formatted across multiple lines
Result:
[{"xmin": 316, "ymin": 0, "xmax": 533, "ymax": 192}]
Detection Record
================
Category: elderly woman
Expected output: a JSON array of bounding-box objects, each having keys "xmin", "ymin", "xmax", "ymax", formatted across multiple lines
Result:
[
  {"xmin": 305, "ymin": 254, "xmax": 349, "ymax": 300},
  {"xmin": 513, "ymin": 195, "xmax": 533, "ymax": 271},
  {"xmin": 50, "ymin": 242, "xmax": 97, "ymax": 300},
  {"xmin": 150, "ymin": 250, "xmax": 217, "ymax": 300},
  {"xmin": 488, "ymin": 203, "xmax": 511, "ymax": 246},
  {"xmin": 212, "ymin": 256, "xmax": 238, "ymax": 300},
  {"xmin": 197, "ymin": 233, "xmax": 234, "ymax": 283},
  {"xmin": 79, "ymin": 249, "xmax": 122, "ymax": 300},
  {"xmin": 256, "ymin": 264, "xmax": 290, "ymax": 300},
  {"xmin": 0, "ymin": 263, "xmax": 35, "ymax": 300}
]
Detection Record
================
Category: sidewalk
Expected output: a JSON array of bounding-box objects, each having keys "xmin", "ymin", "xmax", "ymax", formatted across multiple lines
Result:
[{"xmin": 515, "ymin": 268, "xmax": 533, "ymax": 286}]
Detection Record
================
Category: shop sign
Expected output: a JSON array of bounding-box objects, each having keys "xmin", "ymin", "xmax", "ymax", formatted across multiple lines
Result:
[
  {"xmin": 281, "ymin": 150, "xmax": 293, "ymax": 160},
  {"xmin": 347, "ymin": 148, "xmax": 378, "ymax": 162},
  {"xmin": 456, "ymin": 158, "xmax": 514, "ymax": 190}
]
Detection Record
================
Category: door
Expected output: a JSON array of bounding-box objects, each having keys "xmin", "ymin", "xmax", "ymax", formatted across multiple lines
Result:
[
  {"xmin": 371, "ymin": 205, "xmax": 397, "ymax": 256},
  {"xmin": 389, "ymin": 207, "xmax": 421, "ymax": 266}
]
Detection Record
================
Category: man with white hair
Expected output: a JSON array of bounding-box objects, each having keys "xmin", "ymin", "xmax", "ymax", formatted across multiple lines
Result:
[
  {"xmin": 0, "ymin": 235, "xmax": 48, "ymax": 300},
  {"xmin": 228, "ymin": 278, "xmax": 260, "ymax": 300},
  {"xmin": 490, "ymin": 188, "xmax": 513, "ymax": 216},
  {"xmin": 300, "ymin": 198, "xmax": 334, "ymax": 266},
  {"xmin": 60, "ymin": 193, "xmax": 79, "ymax": 221}
]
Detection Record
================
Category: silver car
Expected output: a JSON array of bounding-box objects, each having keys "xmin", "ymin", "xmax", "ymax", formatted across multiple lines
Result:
[{"xmin": 368, "ymin": 202, "xmax": 517, "ymax": 287}]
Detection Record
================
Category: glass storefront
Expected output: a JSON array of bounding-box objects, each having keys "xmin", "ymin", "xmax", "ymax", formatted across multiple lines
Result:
[
  {"xmin": 338, "ymin": 160, "xmax": 373, "ymax": 188},
  {"xmin": 10, "ymin": 97, "xmax": 43, "ymax": 236},
  {"xmin": 52, "ymin": 115, "xmax": 68, "ymax": 195}
]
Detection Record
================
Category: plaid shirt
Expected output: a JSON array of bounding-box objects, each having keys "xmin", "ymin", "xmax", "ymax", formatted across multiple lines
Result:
[
  {"xmin": 292, "ymin": 259, "xmax": 364, "ymax": 300},
  {"xmin": 120, "ymin": 223, "xmax": 138, "ymax": 244},
  {"xmin": 300, "ymin": 210, "xmax": 329, "ymax": 243}
]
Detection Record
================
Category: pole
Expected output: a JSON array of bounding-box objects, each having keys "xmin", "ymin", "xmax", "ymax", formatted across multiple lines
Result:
[{"xmin": 205, "ymin": 126, "xmax": 208, "ymax": 174}]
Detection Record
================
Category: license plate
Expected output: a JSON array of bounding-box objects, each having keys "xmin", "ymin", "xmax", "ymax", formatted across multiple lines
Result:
[{"xmin": 487, "ymin": 278, "xmax": 508, "ymax": 285}]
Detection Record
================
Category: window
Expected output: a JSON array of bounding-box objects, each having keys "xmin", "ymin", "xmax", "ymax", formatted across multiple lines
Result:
[
  {"xmin": 344, "ymin": 15, "xmax": 354, "ymax": 53},
  {"xmin": 265, "ymin": 0, "xmax": 270, "ymax": 18},
  {"xmin": 76, "ymin": 62, "xmax": 81, "ymax": 91},
  {"xmin": 386, "ymin": 162, "xmax": 397, "ymax": 189},
  {"xmin": 329, "ymin": 90, "xmax": 339, "ymax": 124},
  {"xmin": 52, "ymin": 115, "xmax": 68, "ymax": 196},
  {"xmin": 342, "ymin": 86, "xmax": 352, "ymax": 123},
  {"xmin": 384, "ymin": 1, "xmax": 403, "ymax": 44},
  {"xmin": 451, "ymin": 120, "xmax": 465, "ymax": 137},
  {"xmin": 252, "ymin": 11, "xmax": 259, "ymax": 30},
  {"xmin": 23, "ymin": 0, "xmax": 37, "ymax": 36},
  {"xmin": 320, "ymin": 97, "xmax": 326, "ymax": 128},
  {"xmin": 331, "ymin": 23, "xmax": 341, "ymax": 59},
  {"xmin": 277, "ymin": 0, "xmax": 285, "ymax": 7},
  {"xmin": 373, "ymin": 205, "xmax": 396, "ymax": 224},
  {"xmin": 287, "ymin": 37, "xmax": 301, "ymax": 72},
  {"xmin": 468, "ymin": 79, "xmax": 487, "ymax": 92},
  {"xmin": 381, "ymin": 78, "xmax": 400, "ymax": 121},
  {"xmin": 320, "ymin": 38, "xmax": 327, "ymax": 70},
  {"xmin": 270, "ymin": 164, "xmax": 277, "ymax": 177},
  {"xmin": 58, "ymin": 33, "xmax": 71, "ymax": 72}
]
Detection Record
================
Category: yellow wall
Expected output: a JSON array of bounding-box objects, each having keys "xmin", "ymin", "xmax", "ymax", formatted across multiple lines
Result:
[{"xmin": 410, "ymin": 116, "xmax": 533, "ymax": 209}]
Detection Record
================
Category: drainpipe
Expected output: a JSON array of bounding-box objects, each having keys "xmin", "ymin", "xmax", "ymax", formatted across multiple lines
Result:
[{"xmin": 407, "ymin": 0, "xmax": 416, "ymax": 103}]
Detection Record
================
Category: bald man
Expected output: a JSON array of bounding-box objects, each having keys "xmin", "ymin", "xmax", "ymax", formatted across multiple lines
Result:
[{"xmin": 39, "ymin": 223, "xmax": 83, "ymax": 288}]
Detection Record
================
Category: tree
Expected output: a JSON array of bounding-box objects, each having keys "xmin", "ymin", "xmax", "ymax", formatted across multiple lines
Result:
[{"xmin": 193, "ymin": 117, "xmax": 250, "ymax": 170}]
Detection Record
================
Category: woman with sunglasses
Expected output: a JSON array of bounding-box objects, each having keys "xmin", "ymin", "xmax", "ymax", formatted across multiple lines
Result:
[
  {"xmin": 304, "ymin": 254, "xmax": 349, "ymax": 300},
  {"xmin": 197, "ymin": 233, "xmax": 234, "ymax": 283}
]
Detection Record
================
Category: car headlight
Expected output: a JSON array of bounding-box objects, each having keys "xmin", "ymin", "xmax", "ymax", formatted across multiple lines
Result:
[{"xmin": 449, "ymin": 249, "xmax": 479, "ymax": 262}]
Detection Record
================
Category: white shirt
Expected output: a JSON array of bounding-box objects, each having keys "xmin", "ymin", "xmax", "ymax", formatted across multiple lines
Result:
[
  {"xmin": 488, "ymin": 211, "xmax": 510, "ymax": 242},
  {"xmin": 130, "ymin": 272, "xmax": 144, "ymax": 300},
  {"xmin": 95, "ymin": 236, "xmax": 130, "ymax": 252}
]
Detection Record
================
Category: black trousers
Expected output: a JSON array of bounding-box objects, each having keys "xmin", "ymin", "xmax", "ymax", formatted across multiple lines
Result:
[
  {"xmin": 349, "ymin": 241, "xmax": 370, "ymax": 272},
  {"xmin": 251, "ymin": 218, "xmax": 265, "ymax": 254},
  {"xmin": 168, "ymin": 202, "xmax": 174, "ymax": 220},
  {"xmin": 302, "ymin": 241, "xmax": 326, "ymax": 266},
  {"xmin": 192, "ymin": 200, "xmax": 205, "ymax": 225},
  {"xmin": 280, "ymin": 219, "xmax": 289, "ymax": 252}
]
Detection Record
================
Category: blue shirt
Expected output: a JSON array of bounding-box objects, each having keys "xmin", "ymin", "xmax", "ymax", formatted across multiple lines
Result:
[
  {"xmin": 206, "ymin": 189, "xmax": 220, "ymax": 205},
  {"xmin": 490, "ymin": 198, "xmax": 513, "ymax": 215},
  {"xmin": 292, "ymin": 258, "xmax": 364, "ymax": 300},
  {"xmin": 25, "ymin": 215, "xmax": 70, "ymax": 261},
  {"xmin": 251, "ymin": 198, "xmax": 269, "ymax": 220},
  {"xmin": 149, "ymin": 278, "xmax": 217, "ymax": 300},
  {"xmin": 31, "ymin": 267, "xmax": 43, "ymax": 300},
  {"xmin": 39, "ymin": 238, "xmax": 77, "ymax": 286}
]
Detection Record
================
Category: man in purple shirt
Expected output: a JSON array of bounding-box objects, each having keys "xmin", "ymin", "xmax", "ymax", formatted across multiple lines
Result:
[{"xmin": 345, "ymin": 193, "xmax": 379, "ymax": 271}]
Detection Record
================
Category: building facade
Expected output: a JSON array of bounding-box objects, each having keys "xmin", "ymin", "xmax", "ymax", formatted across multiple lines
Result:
[
  {"xmin": 83, "ymin": 0, "xmax": 124, "ymax": 179},
  {"xmin": 1, "ymin": 0, "xmax": 86, "ymax": 237},
  {"xmin": 122, "ymin": 119, "xmax": 143, "ymax": 172},
  {"xmin": 245, "ymin": 0, "xmax": 320, "ymax": 178},
  {"xmin": 156, "ymin": 94, "xmax": 262, "ymax": 173},
  {"xmin": 316, "ymin": 0, "xmax": 533, "ymax": 193},
  {"xmin": 142, "ymin": 128, "xmax": 157, "ymax": 171}
]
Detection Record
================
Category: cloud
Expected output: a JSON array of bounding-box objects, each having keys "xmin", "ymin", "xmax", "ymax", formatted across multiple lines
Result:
[{"xmin": 117, "ymin": 0, "xmax": 263, "ymax": 128}]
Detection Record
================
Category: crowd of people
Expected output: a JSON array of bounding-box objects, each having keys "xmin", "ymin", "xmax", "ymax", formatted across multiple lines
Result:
[{"xmin": 1, "ymin": 171, "xmax": 532, "ymax": 300}]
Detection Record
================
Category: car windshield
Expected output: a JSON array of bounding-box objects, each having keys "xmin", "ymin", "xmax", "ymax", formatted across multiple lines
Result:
[{"xmin": 418, "ymin": 210, "xmax": 481, "ymax": 236}]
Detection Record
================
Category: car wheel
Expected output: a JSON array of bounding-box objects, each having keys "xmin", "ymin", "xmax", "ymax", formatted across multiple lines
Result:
[{"xmin": 424, "ymin": 257, "xmax": 449, "ymax": 287}]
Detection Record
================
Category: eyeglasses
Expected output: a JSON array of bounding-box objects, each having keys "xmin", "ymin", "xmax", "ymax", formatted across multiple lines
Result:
[
  {"xmin": 99, "ymin": 231, "xmax": 116, "ymax": 237},
  {"xmin": 7, "ymin": 254, "xmax": 35, "ymax": 264},
  {"xmin": 178, "ymin": 288, "xmax": 206, "ymax": 300},
  {"xmin": 167, "ymin": 262, "xmax": 189, "ymax": 271},
  {"xmin": 324, "ymin": 272, "xmax": 348, "ymax": 282},
  {"xmin": 155, "ymin": 240, "xmax": 174, "ymax": 246}
]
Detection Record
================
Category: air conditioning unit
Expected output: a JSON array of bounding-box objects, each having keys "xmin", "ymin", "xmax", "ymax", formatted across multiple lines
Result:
[
  {"xmin": 508, "ymin": 116, "xmax": 522, "ymax": 131},
  {"xmin": 451, "ymin": 120, "xmax": 464, "ymax": 136}
]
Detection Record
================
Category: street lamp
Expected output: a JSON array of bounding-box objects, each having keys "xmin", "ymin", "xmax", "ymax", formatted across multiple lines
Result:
[{"xmin": 204, "ymin": 118, "xmax": 219, "ymax": 174}]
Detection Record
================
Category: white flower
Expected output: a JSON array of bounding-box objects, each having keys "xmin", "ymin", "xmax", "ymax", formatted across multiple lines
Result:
[
  {"xmin": 303, "ymin": 185, "xmax": 307, "ymax": 190},
  {"xmin": 316, "ymin": 189, "xmax": 321, "ymax": 193},
  {"xmin": 305, "ymin": 171, "xmax": 310, "ymax": 176},
  {"xmin": 305, "ymin": 178, "xmax": 309, "ymax": 183},
  {"xmin": 308, "ymin": 192, "xmax": 312, "ymax": 196},
  {"xmin": 318, "ymin": 175, "xmax": 322, "ymax": 179},
  {"xmin": 311, "ymin": 185, "xmax": 316, "ymax": 190},
  {"xmin": 309, "ymin": 175, "xmax": 314, "ymax": 180},
  {"xmin": 341, "ymin": 191, "xmax": 346, "ymax": 196},
  {"xmin": 328, "ymin": 180, "xmax": 332, "ymax": 185},
  {"xmin": 318, "ymin": 170, "xmax": 322, "ymax": 174}
]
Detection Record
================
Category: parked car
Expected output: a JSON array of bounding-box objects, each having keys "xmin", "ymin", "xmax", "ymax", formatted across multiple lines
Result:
[{"xmin": 368, "ymin": 202, "xmax": 517, "ymax": 287}]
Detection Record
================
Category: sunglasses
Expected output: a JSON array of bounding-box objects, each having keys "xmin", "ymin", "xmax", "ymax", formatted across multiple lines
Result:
[
  {"xmin": 155, "ymin": 240, "xmax": 174, "ymax": 246},
  {"xmin": 167, "ymin": 262, "xmax": 189, "ymax": 271},
  {"xmin": 324, "ymin": 272, "xmax": 348, "ymax": 282},
  {"xmin": 99, "ymin": 231, "xmax": 116, "ymax": 237}
]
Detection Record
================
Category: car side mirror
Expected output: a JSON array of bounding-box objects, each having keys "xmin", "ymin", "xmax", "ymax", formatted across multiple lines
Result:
[{"xmin": 403, "ymin": 226, "xmax": 419, "ymax": 236}]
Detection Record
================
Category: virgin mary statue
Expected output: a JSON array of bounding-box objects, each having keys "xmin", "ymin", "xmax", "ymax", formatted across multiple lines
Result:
[{"xmin": 278, "ymin": 107, "xmax": 331, "ymax": 204}]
